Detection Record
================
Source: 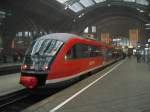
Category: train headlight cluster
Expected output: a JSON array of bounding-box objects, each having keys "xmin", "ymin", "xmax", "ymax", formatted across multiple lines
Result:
[
  {"xmin": 42, "ymin": 64, "xmax": 49, "ymax": 71},
  {"xmin": 21, "ymin": 64, "xmax": 28, "ymax": 70}
]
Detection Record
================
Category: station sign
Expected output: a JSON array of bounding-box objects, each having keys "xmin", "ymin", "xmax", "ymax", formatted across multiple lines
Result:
[
  {"xmin": 129, "ymin": 29, "xmax": 138, "ymax": 47},
  {"xmin": 101, "ymin": 32, "xmax": 112, "ymax": 44}
]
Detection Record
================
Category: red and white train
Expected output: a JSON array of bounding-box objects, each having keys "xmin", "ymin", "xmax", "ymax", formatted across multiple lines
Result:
[{"xmin": 20, "ymin": 33, "xmax": 122, "ymax": 89}]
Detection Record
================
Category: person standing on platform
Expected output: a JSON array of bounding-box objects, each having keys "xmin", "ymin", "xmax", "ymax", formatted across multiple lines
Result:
[
  {"xmin": 1, "ymin": 49, "xmax": 7, "ymax": 63},
  {"xmin": 12, "ymin": 52, "xmax": 18, "ymax": 62},
  {"xmin": 136, "ymin": 51, "xmax": 141, "ymax": 63}
]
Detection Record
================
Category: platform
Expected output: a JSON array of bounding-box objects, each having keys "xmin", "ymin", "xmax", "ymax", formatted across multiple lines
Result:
[
  {"xmin": 0, "ymin": 63, "xmax": 21, "ymax": 75},
  {"xmin": 0, "ymin": 63, "xmax": 20, "ymax": 68},
  {"xmin": 23, "ymin": 58, "xmax": 150, "ymax": 112},
  {"xmin": 0, "ymin": 73, "xmax": 24, "ymax": 96}
]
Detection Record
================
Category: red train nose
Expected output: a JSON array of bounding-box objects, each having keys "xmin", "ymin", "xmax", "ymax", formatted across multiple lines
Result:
[{"xmin": 20, "ymin": 76, "xmax": 38, "ymax": 89}]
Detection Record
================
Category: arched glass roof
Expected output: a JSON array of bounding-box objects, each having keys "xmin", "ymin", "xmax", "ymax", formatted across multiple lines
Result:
[{"xmin": 56, "ymin": 0, "xmax": 149, "ymax": 13}]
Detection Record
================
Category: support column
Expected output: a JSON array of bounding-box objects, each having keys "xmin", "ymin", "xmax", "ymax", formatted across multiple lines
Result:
[
  {"xmin": 2, "ymin": 35, "xmax": 14, "ymax": 49},
  {"xmin": 0, "ymin": 34, "xmax": 2, "ymax": 48}
]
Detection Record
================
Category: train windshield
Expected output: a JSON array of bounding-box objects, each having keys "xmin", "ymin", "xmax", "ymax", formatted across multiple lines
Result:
[
  {"xmin": 26, "ymin": 39, "xmax": 63, "ymax": 56},
  {"xmin": 23, "ymin": 39, "xmax": 63, "ymax": 71}
]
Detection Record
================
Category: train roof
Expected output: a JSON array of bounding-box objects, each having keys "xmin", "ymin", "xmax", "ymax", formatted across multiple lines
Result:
[
  {"xmin": 37, "ymin": 33, "xmax": 78, "ymax": 42},
  {"xmin": 36, "ymin": 33, "xmax": 103, "ymax": 46}
]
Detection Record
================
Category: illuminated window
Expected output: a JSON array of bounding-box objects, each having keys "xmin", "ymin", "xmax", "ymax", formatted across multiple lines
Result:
[
  {"xmin": 56, "ymin": 0, "xmax": 68, "ymax": 4},
  {"xmin": 94, "ymin": 0, "xmax": 106, "ymax": 3},
  {"xmin": 136, "ymin": 0, "xmax": 149, "ymax": 6},
  {"xmin": 25, "ymin": 31, "xmax": 29, "ymax": 37},
  {"xmin": 18, "ymin": 32, "xmax": 23, "ymax": 37},
  {"xmin": 123, "ymin": 0, "xmax": 135, "ymax": 2},
  {"xmin": 0, "ymin": 10, "xmax": 6, "ymax": 15},
  {"xmin": 92, "ymin": 26, "xmax": 96, "ymax": 33},
  {"xmin": 84, "ymin": 27, "xmax": 89, "ymax": 33},
  {"xmin": 79, "ymin": 0, "xmax": 95, "ymax": 7},
  {"xmin": 69, "ymin": 2, "xmax": 84, "ymax": 12}
]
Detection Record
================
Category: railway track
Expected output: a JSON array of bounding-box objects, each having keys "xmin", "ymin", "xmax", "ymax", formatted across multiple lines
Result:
[
  {"xmin": 0, "ymin": 88, "xmax": 63, "ymax": 112},
  {"xmin": 0, "ymin": 89, "xmax": 30, "ymax": 110}
]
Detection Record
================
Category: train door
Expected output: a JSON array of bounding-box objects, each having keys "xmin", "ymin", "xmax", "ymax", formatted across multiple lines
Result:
[{"xmin": 63, "ymin": 45, "xmax": 81, "ymax": 76}]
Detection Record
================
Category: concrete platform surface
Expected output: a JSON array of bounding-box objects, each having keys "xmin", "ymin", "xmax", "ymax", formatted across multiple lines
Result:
[
  {"xmin": 0, "ymin": 63, "xmax": 21, "ymax": 68},
  {"xmin": 23, "ymin": 58, "xmax": 150, "ymax": 112},
  {"xmin": 0, "ymin": 73, "xmax": 24, "ymax": 96}
]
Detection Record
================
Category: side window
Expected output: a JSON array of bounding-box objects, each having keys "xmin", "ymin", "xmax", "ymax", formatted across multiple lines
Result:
[
  {"xmin": 106, "ymin": 49, "xmax": 113, "ymax": 57},
  {"xmin": 75, "ymin": 44, "xmax": 89, "ymax": 58},
  {"xmin": 90, "ymin": 45, "xmax": 101, "ymax": 57},
  {"xmin": 65, "ymin": 43, "xmax": 102, "ymax": 60},
  {"xmin": 65, "ymin": 46, "xmax": 76, "ymax": 60},
  {"xmin": 96, "ymin": 46, "xmax": 102, "ymax": 56}
]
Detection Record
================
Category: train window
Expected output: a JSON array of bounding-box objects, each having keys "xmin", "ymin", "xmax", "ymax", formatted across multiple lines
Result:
[
  {"xmin": 90, "ymin": 46, "xmax": 102, "ymax": 57},
  {"xmin": 65, "ymin": 43, "xmax": 101, "ymax": 60},
  {"xmin": 44, "ymin": 40, "xmax": 56, "ymax": 55},
  {"xmin": 65, "ymin": 46, "xmax": 76, "ymax": 60},
  {"xmin": 44, "ymin": 40, "xmax": 63, "ymax": 56},
  {"xmin": 27, "ymin": 39, "xmax": 63, "ymax": 56},
  {"xmin": 106, "ymin": 49, "xmax": 113, "ymax": 56},
  {"xmin": 39, "ymin": 39, "xmax": 52, "ymax": 55},
  {"xmin": 31, "ymin": 39, "xmax": 45, "ymax": 55},
  {"xmin": 97, "ymin": 47, "xmax": 102, "ymax": 56},
  {"xmin": 74, "ymin": 44, "xmax": 101, "ymax": 58},
  {"xmin": 25, "ymin": 40, "xmax": 36, "ymax": 56},
  {"xmin": 75, "ymin": 44, "xmax": 89, "ymax": 58}
]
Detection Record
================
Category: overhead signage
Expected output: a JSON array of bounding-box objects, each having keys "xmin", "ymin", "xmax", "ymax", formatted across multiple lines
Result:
[{"xmin": 129, "ymin": 29, "xmax": 138, "ymax": 47}]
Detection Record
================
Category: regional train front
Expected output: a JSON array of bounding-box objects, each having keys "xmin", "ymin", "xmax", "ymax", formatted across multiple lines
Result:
[{"xmin": 20, "ymin": 36, "xmax": 63, "ymax": 89}]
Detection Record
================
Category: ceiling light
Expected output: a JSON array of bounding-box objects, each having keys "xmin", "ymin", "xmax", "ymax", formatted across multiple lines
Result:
[
  {"xmin": 78, "ymin": 13, "xmax": 85, "ymax": 18},
  {"xmin": 107, "ymin": 4, "xmax": 111, "ymax": 7},
  {"xmin": 145, "ymin": 27, "xmax": 150, "ymax": 30},
  {"xmin": 139, "ymin": 10, "xmax": 144, "ymax": 13},
  {"xmin": 78, "ymin": 15, "xmax": 82, "ymax": 18},
  {"xmin": 94, "ymin": 0, "xmax": 106, "ymax": 3},
  {"xmin": 64, "ymin": 7, "xmax": 68, "ymax": 10},
  {"xmin": 136, "ymin": 8, "xmax": 144, "ymax": 13},
  {"xmin": 124, "ymin": 0, "xmax": 135, "ymax": 2},
  {"xmin": 81, "ymin": 13, "xmax": 85, "ymax": 16},
  {"xmin": 0, "ymin": 11, "xmax": 6, "ymax": 15},
  {"xmin": 145, "ymin": 23, "xmax": 150, "ymax": 26},
  {"xmin": 56, "ymin": 0, "xmax": 68, "ymax": 4}
]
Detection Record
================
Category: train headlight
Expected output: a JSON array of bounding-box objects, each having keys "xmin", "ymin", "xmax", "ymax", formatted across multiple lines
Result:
[
  {"xmin": 42, "ymin": 64, "xmax": 49, "ymax": 71},
  {"xmin": 21, "ymin": 64, "xmax": 28, "ymax": 70}
]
